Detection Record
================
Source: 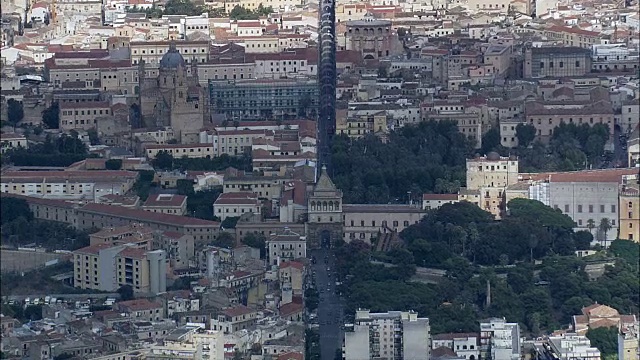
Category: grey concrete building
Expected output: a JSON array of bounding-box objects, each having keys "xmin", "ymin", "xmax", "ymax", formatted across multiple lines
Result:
[{"xmin": 343, "ymin": 309, "xmax": 431, "ymax": 360}]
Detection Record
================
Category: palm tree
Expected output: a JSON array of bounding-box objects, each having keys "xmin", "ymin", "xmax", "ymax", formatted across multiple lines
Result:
[
  {"xmin": 586, "ymin": 219, "xmax": 596, "ymax": 237},
  {"xmin": 599, "ymin": 218, "xmax": 613, "ymax": 248}
]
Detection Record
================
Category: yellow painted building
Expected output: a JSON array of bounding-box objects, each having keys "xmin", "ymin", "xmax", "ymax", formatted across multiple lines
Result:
[
  {"xmin": 619, "ymin": 178, "xmax": 639, "ymax": 242},
  {"xmin": 336, "ymin": 111, "xmax": 387, "ymax": 139}
]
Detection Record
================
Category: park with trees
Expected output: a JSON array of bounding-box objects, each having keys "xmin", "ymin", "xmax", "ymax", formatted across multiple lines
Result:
[{"xmin": 333, "ymin": 200, "xmax": 639, "ymax": 338}]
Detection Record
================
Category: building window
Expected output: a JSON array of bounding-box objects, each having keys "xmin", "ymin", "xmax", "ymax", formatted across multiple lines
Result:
[{"xmin": 589, "ymin": 205, "xmax": 593, "ymax": 213}]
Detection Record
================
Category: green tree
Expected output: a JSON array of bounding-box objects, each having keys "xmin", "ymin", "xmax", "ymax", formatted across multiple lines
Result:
[
  {"xmin": 215, "ymin": 231, "xmax": 236, "ymax": 249},
  {"xmin": 105, "ymin": 159, "xmax": 122, "ymax": 170},
  {"xmin": 176, "ymin": 179, "xmax": 195, "ymax": 196},
  {"xmin": 221, "ymin": 216, "xmax": 239, "ymax": 230},
  {"xmin": 507, "ymin": 198, "xmax": 575, "ymax": 229},
  {"xmin": 586, "ymin": 327, "xmax": 618, "ymax": 356},
  {"xmin": 229, "ymin": 5, "xmax": 259, "ymax": 20},
  {"xmin": 42, "ymin": 103, "xmax": 60, "ymax": 129},
  {"xmin": 242, "ymin": 233, "xmax": 266, "ymax": 258},
  {"xmin": 87, "ymin": 129, "xmax": 100, "ymax": 145},
  {"xmin": 599, "ymin": 218, "xmax": 612, "ymax": 248},
  {"xmin": 1, "ymin": 197, "xmax": 33, "ymax": 225},
  {"xmin": 480, "ymin": 127, "xmax": 501, "ymax": 154},
  {"xmin": 152, "ymin": 151, "xmax": 174, "ymax": 170},
  {"xmin": 586, "ymin": 218, "xmax": 596, "ymax": 237},
  {"xmin": 7, "ymin": 99, "xmax": 24, "ymax": 128},
  {"xmin": 515, "ymin": 123, "xmax": 536, "ymax": 148},
  {"xmin": 117, "ymin": 285, "xmax": 134, "ymax": 301}
]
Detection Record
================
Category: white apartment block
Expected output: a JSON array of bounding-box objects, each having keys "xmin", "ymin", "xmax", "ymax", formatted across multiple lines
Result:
[
  {"xmin": 547, "ymin": 333, "xmax": 601, "ymax": 360},
  {"xmin": 0, "ymin": 133, "xmax": 28, "ymax": 154},
  {"xmin": 480, "ymin": 318, "xmax": 520, "ymax": 360},
  {"xmin": 0, "ymin": 170, "xmax": 137, "ymax": 201},
  {"xmin": 149, "ymin": 326, "xmax": 224, "ymax": 360},
  {"xmin": 343, "ymin": 309, "xmax": 431, "ymax": 360}
]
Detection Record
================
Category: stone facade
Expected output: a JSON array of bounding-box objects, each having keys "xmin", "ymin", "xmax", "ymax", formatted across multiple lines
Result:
[
  {"xmin": 306, "ymin": 166, "xmax": 343, "ymax": 248},
  {"xmin": 138, "ymin": 42, "xmax": 205, "ymax": 143}
]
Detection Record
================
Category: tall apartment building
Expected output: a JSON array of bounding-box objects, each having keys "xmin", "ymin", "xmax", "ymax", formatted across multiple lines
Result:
[
  {"xmin": 73, "ymin": 244, "xmax": 167, "ymax": 294},
  {"xmin": 479, "ymin": 318, "xmax": 520, "ymax": 360},
  {"xmin": 464, "ymin": 153, "xmax": 519, "ymax": 219},
  {"xmin": 343, "ymin": 309, "xmax": 431, "ymax": 360}
]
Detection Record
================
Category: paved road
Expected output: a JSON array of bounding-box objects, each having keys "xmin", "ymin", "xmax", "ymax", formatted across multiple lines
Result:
[{"xmin": 311, "ymin": 244, "xmax": 344, "ymax": 360}]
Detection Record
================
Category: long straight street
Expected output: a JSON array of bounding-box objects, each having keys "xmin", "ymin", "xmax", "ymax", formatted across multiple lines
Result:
[{"xmin": 310, "ymin": 244, "xmax": 344, "ymax": 360}]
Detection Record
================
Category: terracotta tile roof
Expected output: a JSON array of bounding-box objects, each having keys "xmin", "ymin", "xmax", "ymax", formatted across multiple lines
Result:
[
  {"xmin": 520, "ymin": 168, "xmax": 638, "ymax": 183},
  {"xmin": 118, "ymin": 299, "xmax": 162, "ymax": 311},
  {"xmin": 117, "ymin": 246, "xmax": 147, "ymax": 259},
  {"xmin": 221, "ymin": 305, "xmax": 254, "ymax": 318},
  {"xmin": 80, "ymin": 203, "xmax": 220, "ymax": 227},
  {"xmin": 143, "ymin": 194, "xmax": 186, "ymax": 208},
  {"xmin": 231, "ymin": 270, "xmax": 252, "ymax": 278},
  {"xmin": 279, "ymin": 260, "xmax": 304, "ymax": 271},
  {"xmin": 279, "ymin": 302, "xmax": 303, "ymax": 317},
  {"xmin": 277, "ymin": 352, "xmax": 304, "ymax": 360},
  {"xmin": 73, "ymin": 243, "xmax": 112, "ymax": 255},
  {"xmin": 214, "ymin": 192, "xmax": 260, "ymax": 205}
]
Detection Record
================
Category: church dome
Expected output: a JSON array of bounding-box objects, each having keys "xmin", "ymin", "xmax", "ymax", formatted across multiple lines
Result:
[{"xmin": 159, "ymin": 42, "xmax": 186, "ymax": 69}]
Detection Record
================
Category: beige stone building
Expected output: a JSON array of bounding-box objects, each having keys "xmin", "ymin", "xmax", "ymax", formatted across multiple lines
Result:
[
  {"xmin": 619, "ymin": 323, "xmax": 639, "ymax": 360},
  {"xmin": 145, "ymin": 143, "xmax": 215, "ymax": 159},
  {"xmin": 0, "ymin": 133, "xmax": 28, "ymax": 153},
  {"xmin": 524, "ymin": 46, "xmax": 592, "ymax": 78},
  {"xmin": 573, "ymin": 303, "xmax": 637, "ymax": 336},
  {"xmin": 524, "ymin": 87, "xmax": 614, "ymax": 141},
  {"xmin": 464, "ymin": 153, "xmax": 519, "ymax": 219},
  {"xmin": 73, "ymin": 243, "xmax": 167, "ymax": 294},
  {"xmin": 59, "ymin": 101, "xmax": 112, "ymax": 131},
  {"xmin": 138, "ymin": 42, "xmax": 206, "ymax": 142},
  {"xmin": 142, "ymin": 194, "xmax": 187, "ymax": 215},
  {"xmin": 344, "ymin": 18, "xmax": 401, "ymax": 60},
  {"xmin": 266, "ymin": 228, "xmax": 306, "ymax": 266},
  {"xmin": 619, "ymin": 177, "xmax": 639, "ymax": 242},
  {"xmin": 342, "ymin": 204, "xmax": 427, "ymax": 244},
  {"xmin": 130, "ymin": 40, "xmax": 210, "ymax": 67},
  {"xmin": 336, "ymin": 111, "xmax": 387, "ymax": 139},
  {"xmin": 89, "ymin": 223, "xmax": 154, "ymax": 247},
  {"xmin": 540, "ymin": 26, "xmax": 602, "ymax": 49},
  {"xmin": 213, "ymin": 192, "xmax": 261, "ymax": 221},
  {"xmin": 483, "ymin": 44, "xmax": 512, "ymax": 76}
]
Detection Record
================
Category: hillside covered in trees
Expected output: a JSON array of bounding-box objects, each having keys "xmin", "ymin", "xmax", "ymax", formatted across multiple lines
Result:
[{"xmin": 335, "ymin": 200, "xmax": 639, "ymax": 336}]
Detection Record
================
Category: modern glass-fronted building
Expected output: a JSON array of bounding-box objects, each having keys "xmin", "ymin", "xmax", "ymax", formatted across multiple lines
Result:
[{"xmin": 208, "ymin": 78, "xmax": 318, "ymax": 121}]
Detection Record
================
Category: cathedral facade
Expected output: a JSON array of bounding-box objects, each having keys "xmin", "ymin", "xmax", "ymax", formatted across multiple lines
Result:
[{"xmin": 138, "ymin": 42, "xmax": 206, "ymax": 143}]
